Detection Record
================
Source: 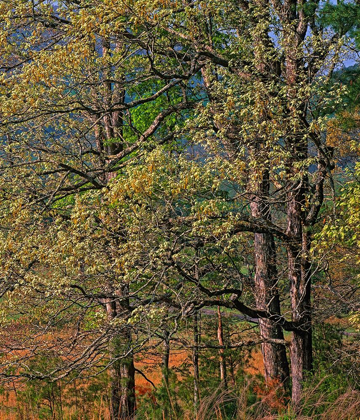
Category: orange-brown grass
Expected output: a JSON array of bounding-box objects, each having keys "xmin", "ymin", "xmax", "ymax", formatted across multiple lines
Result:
[
  {"xmin": 135, "ymin": 349, "xmax": 188, "ymax": 389},
  {"xmin": 245, "ymin": 349, "xmax": 264, "ymax": 376},
  {"xmin": 0, "ymin": 346, "xmax": 190, "ymax": 419},
  {"xmin": 2, "ymin": 344, "xmax": 359, "ymax": 420},
  {"xmin": 0, "ymin": 343, "xmax": 264, "ymax": 419}
]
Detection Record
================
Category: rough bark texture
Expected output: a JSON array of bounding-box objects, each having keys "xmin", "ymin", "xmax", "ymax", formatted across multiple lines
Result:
[
  {"xmin": 248, "ymin": 10, "xmax": 291, "ymax": 389},
  {"xmin": 284, "ymin": 128, "xmax": 313, "ymax": 403},
  {"xmin": 282, "ymin": 5, "xmax": 313, "ymax": 400},
  {"xmin": 287, "ymin": 205, "xmax": 313, "ymax": 405},
  {"xmin": 253, "ymin": 232, "xmax": 290, "ymax": 387},
  {"xmin": 250, "ymin": 172, "xmax": 290, "ymax": 387}
]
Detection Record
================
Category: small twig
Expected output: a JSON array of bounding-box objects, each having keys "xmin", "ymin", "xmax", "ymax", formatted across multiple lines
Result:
[{"xmin": 134, "ymin": 368, "xmax": 157, "ymax": 389}]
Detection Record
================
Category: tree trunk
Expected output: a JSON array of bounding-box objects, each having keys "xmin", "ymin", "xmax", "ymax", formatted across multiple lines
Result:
[
  {"xmin": 217, "ymin": 306, "xmax": 228, "ymax": 389},
  {"xmin": 250, "ymin": 171, "xmax": 290, "ymax": 388},
  {"xmin": 109, "ymin": 335, "xmax": 136, "ymax": 420},
  {"xmin": 162, "ymin": 329, "xmax": 170, "ymax": 386},
  {"xmin": 201, "ymin": 56, "xmax": 289, "ymax": 389},
  {"xmin": 286, "ymin": 184, "xmax": 313, "ymax": 405},
  {"xmin": 193, "ymin": 311, "xmax": 200, "ymax": 417},
  {"xmin": 288, "ymin": 247, "xmax": 313, "ymax": 404},
  {"xmin": 106, "ymin": 286, "xmax": 136, "ymax": 420},
  {"xmin": 100, "ymin": 38, "xmax": 135, "ymax": 418},
  {"xmin": 228, "ymin": 353, "xmax": 236, "ymax": 386},
  {"xmin": 281, "ymin": 7, "xmax": 313, "ymax": 404}
]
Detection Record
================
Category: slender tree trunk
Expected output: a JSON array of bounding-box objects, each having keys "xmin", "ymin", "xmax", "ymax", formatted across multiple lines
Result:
[
  {"xmin": 99, "ymin": 38, "xmax": 135, "ymax": 419},
  {"xmin": 106, "ymin": 286, "xmax": 136, "ymax": 420},
  {"xmin": 281, "ymin": 8, "xmax": 313, "ymax": 403},
  {"xmin": 193, "ymin": 311, "xmax": 200, "ymax": 417},
  {"xmin": 109, "ymin": 334, "xmax": 136, "ymax": 420},
  {"xmin": 228, "ymin": 353, "xmax": 236, "ymax": 386},
  {"xmin": 285, "ymin": 136, "xmax": 313, "ymax": 404},
  {"xmin": 162, "ymin": 329, "xmax": 170, "ymax": 386},
  {"xmin": 104, "ymin": 215, "xmax": 135, "ymax": 418},
  {"xmin": 161, "ymin": 328, "xmax": 171, "ymax": 419},
  {"xmin": 287, "ymin": 203, "xmax": 313, "ymax": 405},
  {"xmin": 250, "ymin": 171, "xmax": 290, "ymax": 388},
  {"xmin": 217, "ymin": 306, "xmax": 228, "ymax": 389}
]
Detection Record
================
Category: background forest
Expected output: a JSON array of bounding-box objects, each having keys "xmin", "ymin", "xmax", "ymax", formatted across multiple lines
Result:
[{"xmin": 0, "ymin": 0, "xmax": 359, "ymax": 419}]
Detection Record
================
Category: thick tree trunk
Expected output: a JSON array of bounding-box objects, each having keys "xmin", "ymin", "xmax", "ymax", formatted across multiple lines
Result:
[
  {"xmin": 250, "ymin": 172, "xmax": 290, "ymax": 388},
  {"xmin": 253, "ymin": 230, "xmax": 290, "ymax": 387},
  {"xmin": 201, "ymin": 56, "xmax": 288, "ymax": 389},
  {"xmin": 249, "ymin": 19, "xmax": 290, "ymax": 386},
  {"xmin": 280, "ymin": 5, "xmax": 313, "ymax": 403},
  {"xmin": 217, "ymin": 306, "xmax": 228, "ymax": 388},
  {"xmin": 162, "ymin": 328, "xmax": 171, "ymax": 419}
]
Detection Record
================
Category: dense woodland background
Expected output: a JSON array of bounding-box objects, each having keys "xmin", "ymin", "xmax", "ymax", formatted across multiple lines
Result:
[{"xmin": 0, "ymin": 0, "xmax": 359, "ymax": 419}]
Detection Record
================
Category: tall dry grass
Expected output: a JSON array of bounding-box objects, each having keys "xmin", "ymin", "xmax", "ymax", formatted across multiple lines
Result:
[
  {"xmin": 1, "ymin": 376, "xmax": 359, "ymax": 419},
  {"xmin": 194, "ymin": 382, "xmax": 360, "ymax": 420}
]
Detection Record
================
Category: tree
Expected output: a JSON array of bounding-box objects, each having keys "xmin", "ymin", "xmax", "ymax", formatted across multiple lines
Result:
[
  {"xmin": 0, "ymin": 0, "xmax": 358, "ymax": 415},
  {"xmin": 146, "ymin": 0, "xmax": 348, "ymax": 403},
  {"xmin": 0, "ymin": 1, "xmax": 196, "ymax": 418}
]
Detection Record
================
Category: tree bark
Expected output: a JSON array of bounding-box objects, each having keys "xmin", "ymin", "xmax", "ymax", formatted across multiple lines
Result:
[
  {"xmin": 282, "ymin": 9, "xmax": 313, "ymax": 402},
  {"xmin": 193, "ymin": 311, "xmax": 200, "ymax": 417},
  {"xmin": 109, "ymin": 335, "xmax": 136, "ymax": 420},
  {"xmin": 100, "ymin": 38, "xmax": 136, "ymax": 419},
  {"xmin": 217, "ymin": 306, "xmax": 228, "ymax": 389},
  {"xmin": 250, "ymin": 171, "xmax": 290, "ymax": 388},
  {"xmin": 287, "ymin": 208, "xmax": 313, "ymax": 405},
  {"xmin": 105, "ymin": 286, "xmax": 136, "ymax": 420},
  {"xmin": 246, "ymin": 9, "xmax": 290, "ymax": 389},
  {"xmin": 284, "ymin": 127, "xmax": 313, "ymax": 404},
  {"xmin": 162, "ymin": 329, "xmax": 170, "ymax": 386}
]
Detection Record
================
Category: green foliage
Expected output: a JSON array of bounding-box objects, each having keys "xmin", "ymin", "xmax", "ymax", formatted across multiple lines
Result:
[
  {"xmin": 320, "ymin": 1, "xmax": 360, "ymax": 38},
  {"xmin": 314, "ymin": 162, "xmax": 360, "ymax": 289},
  {"xmin": 332, "ymin": 65, "xmax": 360, "ymax": 113}
]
